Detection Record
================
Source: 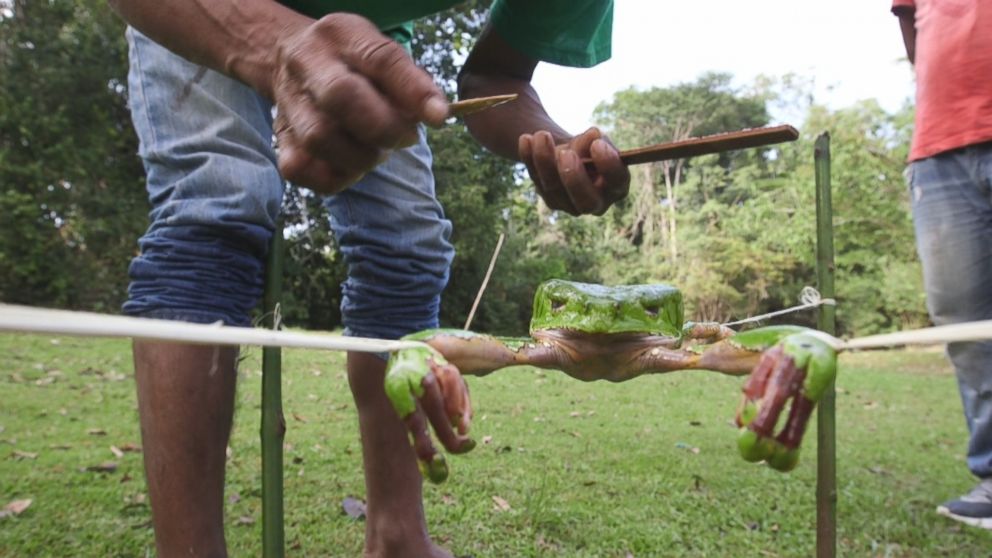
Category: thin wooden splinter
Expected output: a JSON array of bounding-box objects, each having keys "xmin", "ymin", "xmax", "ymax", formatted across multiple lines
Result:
[{"xmin": 448, "ymin": 94, "xmax": 518, "ymax": 118}]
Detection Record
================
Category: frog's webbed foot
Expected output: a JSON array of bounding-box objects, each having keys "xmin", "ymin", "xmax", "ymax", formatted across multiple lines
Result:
[
  {"xmin": 735, "ymin": 333, "xmax": 836, "ymax": 472},
  {"xmin": 385, "ymin": 345, "xmax": 475, "ymax": 483}
]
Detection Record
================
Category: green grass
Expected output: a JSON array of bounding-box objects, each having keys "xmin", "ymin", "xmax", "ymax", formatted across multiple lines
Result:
[{"xmin": 1, "ymin": 334, "xmax": 991, "ymax": 557}]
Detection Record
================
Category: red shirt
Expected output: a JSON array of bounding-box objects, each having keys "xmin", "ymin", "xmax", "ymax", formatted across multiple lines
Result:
[{"xmin": 892, "ymin": 0, "xmax": 992, "ymax": 161}]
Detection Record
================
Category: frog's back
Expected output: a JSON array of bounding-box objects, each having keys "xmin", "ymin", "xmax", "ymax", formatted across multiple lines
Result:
[{"xmin": 531, "ymin": 279, "xmax": 684, "ymax": 336}]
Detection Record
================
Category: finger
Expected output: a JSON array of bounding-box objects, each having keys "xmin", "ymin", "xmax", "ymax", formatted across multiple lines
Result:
[
  {"xmin": 777, "ymin": 394, "xmax": 815, "ymax": 450},
  {"xmin": 435, "ymin": 362, "xmax": 472, "ymax": 435},
  {"xmin": 330, "ymin": 15, "xmax": 447, "ymax": 125},
  {"xmin": 557, "ymin": 149, "xmax": 605, "ymax": 215},
  {"xmin": 569, "ymin": 127, "xmax": 602, "ymax": 156},
  {"xmin": 403, "ymin": 405, "xmax": 439, "ymax": 465},
  {"xmin": 530, "ymin": 131, "xmax": 578, "ymax": 214},
  {"xmin": 421, "ymin": 371, "xmax": 475, "ymax": 454},
  {"xmin": 281, "ymin": 94, "xmax": 384, "ymax": 172},
  {"xmin": 276, "ymin": 132, "xmax": 364, "ymax": 193},
  {"xmin": 743, "ymin": 345, "xmax": 782, "ymax": 400},
  {"xmin": 589, "ymin": 138, "xmax": 631, "ymax": 204},
  {"xmin": 402, "ymin": 405, "xmax": 448, "ymax": 483},
  {"xmin": 306, "ymin": 64, "xmax": 421, "ymax": 149},
  {"xmin": 749, "ymin": 354, "xmax": 800, "ymax": 437},
  {"xmin": 736, "ymin": 346, "xmax": 782, "ymax": 427},
  {"xmin": 518, "ymin": 134, "xmax": 543, "ymax": 197}
]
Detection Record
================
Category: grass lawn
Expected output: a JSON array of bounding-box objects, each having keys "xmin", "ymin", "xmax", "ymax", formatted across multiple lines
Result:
[{"xmin": 1, "ymin": 333, "xmax": 991, "ymax": 557}]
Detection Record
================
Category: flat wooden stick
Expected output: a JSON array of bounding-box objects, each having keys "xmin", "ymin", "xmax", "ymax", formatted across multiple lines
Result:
[{"xmin": 584, "ymin": 125, "xmax": 799, "ymax": 167}]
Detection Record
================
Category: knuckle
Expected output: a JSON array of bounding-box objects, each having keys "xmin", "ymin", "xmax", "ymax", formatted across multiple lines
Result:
[
  {"xmin": 314, "ymin": 71, "xmax": 360, "ymax": 108},
  {"xmin": 357, "ymin": 37, "xmax": 405, "ymax": 75},
  {"xmin": 317, "ymin": 12, "xmax": 366, "ymax": 36},
  {"xmin": 298, "ymin": 120, "xmax": 331, "ymax": 152}
]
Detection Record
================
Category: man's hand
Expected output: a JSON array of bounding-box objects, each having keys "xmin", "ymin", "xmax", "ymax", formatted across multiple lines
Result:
[
  {"xmin": 735, "ymin": 333, "xmax": 836, "ymax": 471},
  {"xmin": 458, "ymin": 25, "xmax": 630, "ymax": 216},
  {"xmin": 519, "ymin": 127, "xmax": 630, "ymax": 216},
  {"xmin": 385, "ymin": 346, "xmax": 475, "ymax": 483},
  {"xmin": 271, "ymin": 14, "xmax": 449, "ymax": 194}
]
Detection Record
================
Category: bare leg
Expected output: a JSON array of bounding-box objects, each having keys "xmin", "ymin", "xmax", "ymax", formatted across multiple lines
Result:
[
  {"xmin": 347, "ymin": 351, "xmax": 452, "ymax": 558},
  {"xmin": 133, "ymin": 341, "xmax": 238, "ymax": 558}
]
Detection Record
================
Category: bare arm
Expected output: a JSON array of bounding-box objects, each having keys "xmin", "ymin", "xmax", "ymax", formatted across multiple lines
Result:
[
  {"xmin": 458, "ymin": 24, "xmax": 630, "ymax": 216},
  {"xmin": 108, "ymin": 0, "xmax": 448, "ymax": 194},
  {"xmin": 108, "ymin": 0, "xmax": 305, "ymax": 99},
  {"xmin": 894, "ymin": 7, "xmax": 916, "ymax": 64}
]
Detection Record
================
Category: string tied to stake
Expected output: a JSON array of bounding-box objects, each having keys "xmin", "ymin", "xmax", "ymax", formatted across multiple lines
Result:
[{"xmin": 723, "ymin": 287, "xmax": 836, "ymax": 328}]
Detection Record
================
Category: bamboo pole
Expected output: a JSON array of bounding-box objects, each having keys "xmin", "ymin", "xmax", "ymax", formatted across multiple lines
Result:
[
  {"xmin": 261, "ymin": 224, "xmax": 286, "ymax": 558},
  {"xmin": 814, "ymin": 133, "xmax": 837, "ymax": 558}
]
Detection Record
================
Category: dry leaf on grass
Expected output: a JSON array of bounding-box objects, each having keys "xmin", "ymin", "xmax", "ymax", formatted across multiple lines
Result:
[
  {"xmin": 342, "ymin": 496, "xmax": 366, "ymax": 520},
  {"xmin": 674, "ymin": 442, "xmax": 700, "ymax": 455},
  {"xmin": 236, "ymin": 515, "xmax": 255, "ymax": 526},
  {"xmin": 82, "ymin": 461, "xmax": 118, "ymax": 473},
  {"xmin": 0, "ymin": 499, "xmax": 32, "ymax": 519},
  {"xmin": 87, "ymin": 428, "xmax": 107, "ymax": 436},
  {"xmin": 491, "ymin": 495, "xmax": 511, "ymax": 512},
  {"xmin": 11, "ymin": 450, "xmax": 38, "ymax": 460}
]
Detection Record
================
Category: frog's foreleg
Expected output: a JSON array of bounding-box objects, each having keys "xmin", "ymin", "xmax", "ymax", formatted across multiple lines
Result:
[{"xmin": 419, "ymin": 331, "xmax": 543, "ymax": 376}]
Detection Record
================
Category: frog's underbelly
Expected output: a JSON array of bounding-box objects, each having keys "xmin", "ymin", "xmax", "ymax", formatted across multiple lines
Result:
[
  {"xmin": 529, "ymin": 329, "xmax": 682, "ymax": 374},
  {"xmin": 532, "ymin": 330, "xmax": 679, "ymax": 350}
]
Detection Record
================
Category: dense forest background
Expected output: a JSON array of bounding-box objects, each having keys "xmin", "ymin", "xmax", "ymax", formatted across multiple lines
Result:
[{"xmin": 0, "ymin": 0, "xmax": 927, "ymax": 337}]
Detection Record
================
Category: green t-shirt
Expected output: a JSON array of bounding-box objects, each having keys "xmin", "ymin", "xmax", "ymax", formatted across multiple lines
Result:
[{"xmin": 279, "ymin": 0, "xmax": 613, "ymax": 68}]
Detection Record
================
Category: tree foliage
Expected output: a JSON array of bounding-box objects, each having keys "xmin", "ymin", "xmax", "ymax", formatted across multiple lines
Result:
[{"xmin": 0, "ymin": 0, "xmax": 145, "ymax": 310}]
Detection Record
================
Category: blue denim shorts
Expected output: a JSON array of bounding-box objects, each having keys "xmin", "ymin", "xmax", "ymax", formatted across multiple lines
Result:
[{"xmin": 122, "ymin": 28, "xmax": 454, "ymax": 339}]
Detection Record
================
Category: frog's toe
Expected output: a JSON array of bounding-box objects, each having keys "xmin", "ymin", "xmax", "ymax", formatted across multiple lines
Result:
[
  {"xmin": 737, "ymin": 428, "xmax": 801, "ymax": 471},
  {"xmin": 767, "ymin": 445, "xmax": 800, "ymax": 472},
  {"xmin": 736, "ymin": 398, "xmax": 759, "ymax": 428},
  {"xmin": 418, "ymin": 453, "xmax": 449, "ymax": 484},
  {"xmin": 738, "ymin": 429, "xmax": 768, "ymax": 462},
  {"xmin": 737, "ymin": 429, "xmax": 777, "ymax": 463}
]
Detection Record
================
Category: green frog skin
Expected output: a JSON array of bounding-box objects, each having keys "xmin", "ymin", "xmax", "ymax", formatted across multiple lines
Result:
[{"xmin": 385, "ymin": 279, "xmax": 836, "ymax": 483}]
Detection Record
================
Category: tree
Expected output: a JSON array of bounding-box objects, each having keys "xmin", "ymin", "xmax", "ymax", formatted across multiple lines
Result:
[
  {"xmin": 593, "ymin": 73, "xmax": 770, "ymax": 266},
  {"xmin": 0, "ymin": 0, "xmax": 146, "ymax": 311}
]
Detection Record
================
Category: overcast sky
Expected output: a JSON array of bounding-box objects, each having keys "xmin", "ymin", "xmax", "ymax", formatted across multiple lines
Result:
[{"xmin": 531, "ymin": 0, "xmax": 916, "ymax": 133}]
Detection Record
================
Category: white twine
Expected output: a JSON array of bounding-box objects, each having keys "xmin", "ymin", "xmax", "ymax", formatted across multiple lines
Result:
[
  {"xmin": 723, "ymin": 286, "xmax": 836, "ymax": 327},
  {"xmin": 0, "ymin": 304, "xmax": 426, "ymax": 353},
  {"xmin": 4, "ymin": 300, "xmax": 992, "ymax": 356}
]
